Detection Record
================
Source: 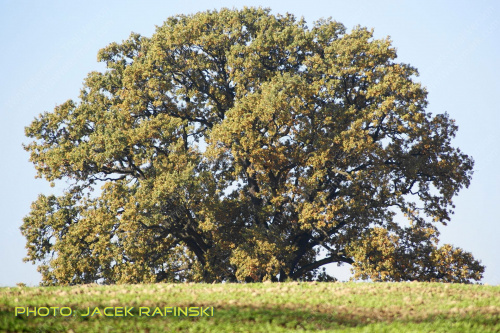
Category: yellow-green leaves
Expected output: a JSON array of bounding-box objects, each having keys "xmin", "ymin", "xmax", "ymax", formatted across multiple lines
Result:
[
  {"xmin": 22, "ymin": 8, "xmax": 480, "ymax": 285},
  {"xmin": 347, "ymin": 223, "xmax": 484, "ymax": 283}
]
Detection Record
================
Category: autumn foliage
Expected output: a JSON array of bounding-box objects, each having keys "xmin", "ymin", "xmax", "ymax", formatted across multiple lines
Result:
[{"xmin": 22, "ymin": 8, "xmax": 483, "ymax": 285}]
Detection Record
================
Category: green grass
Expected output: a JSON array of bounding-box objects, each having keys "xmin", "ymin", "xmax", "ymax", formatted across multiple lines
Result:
[{"xmin": 1, "ymin": 282, "xmax": 499, "ymax": 332}]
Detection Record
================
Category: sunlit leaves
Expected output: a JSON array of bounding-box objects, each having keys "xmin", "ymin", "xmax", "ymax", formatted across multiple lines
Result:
[{"xmin": 22, "ymin": 8, "xmax": 481, "ymax": 285}]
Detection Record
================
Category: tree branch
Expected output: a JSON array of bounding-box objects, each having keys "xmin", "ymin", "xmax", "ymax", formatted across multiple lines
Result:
[{"xmin": 291, "ymin": 254, "xmax": 354, "ymax": 279}]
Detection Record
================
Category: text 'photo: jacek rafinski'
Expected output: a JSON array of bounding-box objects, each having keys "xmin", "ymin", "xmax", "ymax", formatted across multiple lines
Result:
[{"xmin": 14, "ymin": 306, "xmax": 215, "ymax": 317}]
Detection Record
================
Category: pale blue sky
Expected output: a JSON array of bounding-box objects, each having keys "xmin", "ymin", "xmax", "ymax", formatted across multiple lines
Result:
[{"xmin": 1, "ymin": 1, "xmax": 498, "ymax": 286}]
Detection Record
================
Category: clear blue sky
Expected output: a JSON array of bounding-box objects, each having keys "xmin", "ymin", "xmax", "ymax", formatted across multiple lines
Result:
[{"xmin": 1, "ymin": 0, "xmax": 498, "ymax": 286}]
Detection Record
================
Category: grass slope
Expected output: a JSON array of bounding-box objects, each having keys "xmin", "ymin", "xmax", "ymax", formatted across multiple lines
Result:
[{"xmin": 1, "ymin": 282, "xmax": 499, "ymax": 332}]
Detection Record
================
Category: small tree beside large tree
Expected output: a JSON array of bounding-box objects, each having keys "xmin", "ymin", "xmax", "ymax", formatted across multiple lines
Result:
[{"xmin": 22, "ymin": 8, "xmax": 484, "ymax": 285}]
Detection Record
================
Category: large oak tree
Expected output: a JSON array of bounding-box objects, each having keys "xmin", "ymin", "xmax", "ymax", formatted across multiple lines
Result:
[{"xmin": 22, "ymin": 8, "xmax": 483, "ymax": 285}]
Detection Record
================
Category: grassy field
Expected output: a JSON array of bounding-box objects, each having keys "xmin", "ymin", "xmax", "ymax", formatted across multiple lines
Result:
[{"xmin": 1, "ymin": 282, "xmax": 499, "ymax": 332}]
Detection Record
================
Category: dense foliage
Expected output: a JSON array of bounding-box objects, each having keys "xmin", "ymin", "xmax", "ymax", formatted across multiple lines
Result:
[{"xmin": 22, "ymin": 8, "xmax": 483, "ymax": 285}]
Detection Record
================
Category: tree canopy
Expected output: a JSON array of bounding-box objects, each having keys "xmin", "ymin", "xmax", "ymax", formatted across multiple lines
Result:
[{"xmin": 22, "ymin": 8, "xmax": 484, "ymax": 285}]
